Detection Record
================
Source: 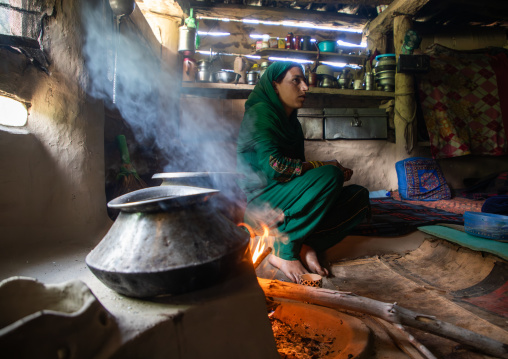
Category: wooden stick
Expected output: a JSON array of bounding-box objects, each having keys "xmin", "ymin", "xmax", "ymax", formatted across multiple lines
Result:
[
  {"xmin": 253, "ymin": 247, "xmax": 272, "ymax": 269},
  {"xmin": 371, "ymin": 318, "xmax": 431, "ymax": 359},
  {"xmin": 258, "ymin": 278, "xmax": 508, "ymax": 359},
  {"xmin": 392, "ymin": 323, "xmax": 438, "ymax": 359}
]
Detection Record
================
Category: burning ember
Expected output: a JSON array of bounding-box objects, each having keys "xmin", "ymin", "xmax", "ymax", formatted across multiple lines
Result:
[
  {"xmin": 270, "ymin": 316, "xmax": 335, "ymax": 359},
  {"xmin": 238, "ymin": 222, "xmax": 273, "ymax": 267}
]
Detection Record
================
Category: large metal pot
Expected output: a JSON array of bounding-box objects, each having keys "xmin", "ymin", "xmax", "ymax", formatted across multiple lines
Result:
[{"xmin": 86, "ymin": 186, "xmax": 250, "ymax": 298}]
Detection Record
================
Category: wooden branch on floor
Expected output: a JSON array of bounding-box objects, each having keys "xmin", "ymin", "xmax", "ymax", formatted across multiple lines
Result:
[
  {"xmin": 258, "ymin": 278, "xmax": 508, "ymax": 359},
  {"xmin": 392, "ymin": 323, "xmax": 438, "ymax": 359}
]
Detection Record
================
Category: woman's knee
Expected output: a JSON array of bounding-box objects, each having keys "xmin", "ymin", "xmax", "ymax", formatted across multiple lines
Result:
[{"xmin": 316, "ymin": 165, "xmax": 344, "ymax": 191}]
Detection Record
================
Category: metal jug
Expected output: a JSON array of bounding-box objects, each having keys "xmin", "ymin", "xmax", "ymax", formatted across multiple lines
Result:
[
  {"xmin": 183, "ymin": 57, "xmax": 197, "ymax": 82},
  {"xmin": 234, "ymin": 56, "xmax": 248, "ymax": 84}
]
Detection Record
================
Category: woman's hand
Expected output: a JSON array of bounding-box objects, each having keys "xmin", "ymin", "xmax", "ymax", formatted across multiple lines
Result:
[{"xmin": 323, "ymin": 160, "xmax": 353, "ymax": 181}]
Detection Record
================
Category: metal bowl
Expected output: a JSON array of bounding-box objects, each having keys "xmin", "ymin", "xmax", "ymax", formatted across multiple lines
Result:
[{"xmin": 212, "ymin": 70, "xmax": 241, "ymax": 83}]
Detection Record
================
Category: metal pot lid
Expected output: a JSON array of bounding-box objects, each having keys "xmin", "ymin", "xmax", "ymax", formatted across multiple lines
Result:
[
  {"xmin": 108, "ymin": 185, "xmax": 219, "ymax": 213},
  {"xmin": 375, "ymin": 53, "xmax": 396, "ymax": 61},
  {"xmin": 152, "ymin": 171, "xmax": 243, "ymax": 180}
]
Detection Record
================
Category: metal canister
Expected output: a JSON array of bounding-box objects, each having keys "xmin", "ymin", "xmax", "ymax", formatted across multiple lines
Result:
[
  {"xmin": 178, "ymin": 26, "xmax": 196, "ymax": 54},
  {"xmin": 365, "ymin": 72, "xmax": 374, "ymax": 90}
]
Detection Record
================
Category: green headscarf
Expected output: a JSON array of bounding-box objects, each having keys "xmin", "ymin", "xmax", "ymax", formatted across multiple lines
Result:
[
  {"xmin": 239, "ymin": 61, "xmax": 305, "ymax": 154},
  {"xmin": 237, "ymin": 61, "xmax": 306, "ymax": 198}
]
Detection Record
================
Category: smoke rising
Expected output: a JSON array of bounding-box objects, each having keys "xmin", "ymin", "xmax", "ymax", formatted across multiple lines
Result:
[{"xmin": 81, "ymin": 1, "xmax": 239, "ymax": 184}]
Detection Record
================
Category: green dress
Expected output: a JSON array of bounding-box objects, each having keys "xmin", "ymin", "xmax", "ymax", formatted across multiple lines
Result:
[{"xmin": 236, "ymin": 61, "xmax": 370, "ymax": 261}]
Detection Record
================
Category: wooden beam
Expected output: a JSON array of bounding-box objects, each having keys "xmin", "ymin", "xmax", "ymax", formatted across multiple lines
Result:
[
  {"xmin": 242, "ymin": 0, "xmax": 393, "ymax": 4},
  {"xmin": 127, "ymin": 4, "xmax": 162, "ymax": 58},
  {"xmin": 197, "ymin": 20, "xmax": 364, "ymax": 56},
  {"xmin": 190, "ymin": 3, "xmax": 368, "ymax": 29},
  {"xmin": 394, "ymin": 15, "xmax": 417, "ymax": 155},
  {"xmin": 364, "ymin": 0, "xmax": 430, "ymax": 39}
]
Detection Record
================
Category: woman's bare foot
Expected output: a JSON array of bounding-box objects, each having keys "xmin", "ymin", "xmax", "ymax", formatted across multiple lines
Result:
[
  {"xmin": 268, "ymin": 255, "xmax": 308, "ymax": 283},
  {"xmin": 300, "ymin": 244, "xmax": 329, "ymax": 277}
]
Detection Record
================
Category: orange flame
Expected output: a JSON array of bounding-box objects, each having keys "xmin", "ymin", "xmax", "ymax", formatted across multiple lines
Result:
[{"xmin": 238, "ymin": 222, "xmax": 270, "ymax": 263}]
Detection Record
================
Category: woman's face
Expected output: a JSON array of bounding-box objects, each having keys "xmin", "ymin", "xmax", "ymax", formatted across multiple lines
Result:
[{"xmin": 273, "ymin": 66, "xmax": 309, "ymax": 115}]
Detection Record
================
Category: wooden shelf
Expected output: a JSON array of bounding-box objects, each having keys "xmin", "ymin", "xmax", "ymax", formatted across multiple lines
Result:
[
  {"xmin": 181, "ymin": 82, "xmax": 394, "ymax": 99},
  {"xmin": 255, "ymin": 48, "xmax": 366, "ymax": 66},
  {"xmin": 182, "ymin": 82, "xmax": 254, "ymax": 91},
  {"xmin": 181, "ymin": 82, "xmax": 254, "ymax": 98},
  {"xmin": 308, "ymin": 87, "xmax": 394, "ymax": 98}
]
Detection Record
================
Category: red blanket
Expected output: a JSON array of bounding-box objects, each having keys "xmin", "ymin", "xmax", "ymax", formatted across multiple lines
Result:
[
  {"xmin": 391, "ymin": 190, "xmax": 484, "ymax": 215},
  {"xmin": 418, "ymin": 45, "xmax": 508, "ymax": 159}
]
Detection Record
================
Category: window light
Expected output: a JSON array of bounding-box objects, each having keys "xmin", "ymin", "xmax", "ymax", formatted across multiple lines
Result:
[
  {"xmin": 198, "ymin": 31, "xmax": 231, "ymax": 37},
  {"xmin": 337, "ymin": 40, "xmax": 367, "ymax": 48},
  {"xmin": 0, "ymin": 96, "xmax": 28, "ymax": 127}
]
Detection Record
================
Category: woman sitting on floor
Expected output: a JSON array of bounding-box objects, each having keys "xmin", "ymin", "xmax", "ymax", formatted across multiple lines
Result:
[{"xmin": 236, "ymin": 61, "xmax": 371, "ymax": 282}]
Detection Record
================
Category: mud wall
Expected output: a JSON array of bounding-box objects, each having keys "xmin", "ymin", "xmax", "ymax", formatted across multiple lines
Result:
[{"xmin": 0, "ymin": 0, "xmax": 110, "ymax": 250}]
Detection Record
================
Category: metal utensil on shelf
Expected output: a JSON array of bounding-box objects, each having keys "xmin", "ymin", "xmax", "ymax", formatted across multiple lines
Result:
[{"xmin": 212, "ymin": 70, "xmax": 241, "ymax": 84}]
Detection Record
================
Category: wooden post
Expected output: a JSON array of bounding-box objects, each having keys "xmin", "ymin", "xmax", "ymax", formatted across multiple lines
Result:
[{"xmin": 394, "ymin": 15, "xmax": 417, "ymax": 156}]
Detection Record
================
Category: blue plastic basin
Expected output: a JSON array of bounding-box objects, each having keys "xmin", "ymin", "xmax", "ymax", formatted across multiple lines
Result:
[{"xmin": 463, "ymin": 211, "xmax": 508, "ymax": 241}]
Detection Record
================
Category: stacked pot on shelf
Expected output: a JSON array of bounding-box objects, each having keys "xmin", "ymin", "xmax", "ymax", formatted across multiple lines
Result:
[{"xmin": 373, "ymin": 54, "xmax": 396, "ymax": 92}]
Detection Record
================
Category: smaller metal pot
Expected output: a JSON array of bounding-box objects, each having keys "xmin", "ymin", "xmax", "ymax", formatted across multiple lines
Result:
[{"xmin": 246, "ymin": 71, "xmax": 259, "ymax": 85}]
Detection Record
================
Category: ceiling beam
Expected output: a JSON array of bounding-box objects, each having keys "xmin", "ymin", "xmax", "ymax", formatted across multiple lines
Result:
[
  {"xmin": 189, "ymin": 3, "xmax": 368, "ymax": 29},
  {"xmin": 254, "ymin": 0, "xmax": 394, "ymax": 4},
  {"xmin": 364, "ymin": 0, "xmax": 430, "ymax": 42}
]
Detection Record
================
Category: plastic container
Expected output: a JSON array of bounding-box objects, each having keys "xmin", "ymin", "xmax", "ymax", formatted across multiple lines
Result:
[
  {"xmin": 369, "ymin": 190, "xmax": 390, "ymax": 199},
  {"xmin": 463, "ymin": 211, "xmax": 508, "ymax": 241},
  {"xmin": 317, "ymin": 40, "xmax": 336, "ymax": 53}
]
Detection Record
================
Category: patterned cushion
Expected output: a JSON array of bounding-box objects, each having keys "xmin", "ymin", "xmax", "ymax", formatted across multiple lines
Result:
[{"xmin": 396, "ymin": 157, "xmax": 451, "ymax": 201}]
